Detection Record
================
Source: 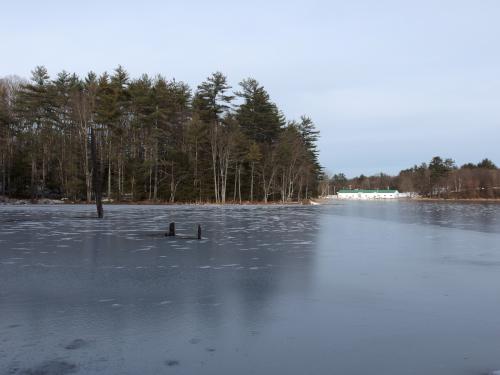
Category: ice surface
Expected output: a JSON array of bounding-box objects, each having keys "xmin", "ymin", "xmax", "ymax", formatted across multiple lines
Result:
[{"xmin": 1, "ymin": 202, "xmax": 500, "ymax": 374}]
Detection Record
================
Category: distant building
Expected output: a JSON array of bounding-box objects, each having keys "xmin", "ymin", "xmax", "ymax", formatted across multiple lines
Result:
[{"xmin": 337, "ymin": 189, "xmax": 400, "ymax": 200}]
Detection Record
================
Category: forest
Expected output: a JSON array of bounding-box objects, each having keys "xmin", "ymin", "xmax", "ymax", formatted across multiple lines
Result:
[
  {"xmin": 0, "ymin": 67, "xmax": 321, "ymax": 203},
  {"xmin": 322, "ymin": 157, "xmax": 500, "ymax": 199}
]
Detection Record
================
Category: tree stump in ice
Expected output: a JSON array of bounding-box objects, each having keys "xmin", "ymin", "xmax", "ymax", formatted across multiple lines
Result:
[{"xmin": 165, "ymin": 222, "xmax": 175, "ymax": 237}]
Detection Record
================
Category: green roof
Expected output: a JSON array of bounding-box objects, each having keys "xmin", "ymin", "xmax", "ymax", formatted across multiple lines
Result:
[{"xmin": 338, "ymin": 189, "xmax": 398, "ymax": 194}]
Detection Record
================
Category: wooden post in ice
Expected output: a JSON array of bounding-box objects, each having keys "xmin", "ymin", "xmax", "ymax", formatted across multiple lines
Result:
[
  {"xmin": 197, "ymin": 225, "xmax": 202, "ymax": 240},
  {"xmin": 166, "ymin": 222, "xmax": 175, "ymax": 237}
]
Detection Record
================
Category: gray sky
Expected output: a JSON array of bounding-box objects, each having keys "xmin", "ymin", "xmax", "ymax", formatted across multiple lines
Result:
[{"xmin": 2, "ymin": 0, "xmax": 499, "ymax": 177}]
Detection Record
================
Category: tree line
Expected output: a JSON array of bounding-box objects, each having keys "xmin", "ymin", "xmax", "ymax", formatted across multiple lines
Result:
[
  {"xmin": 0, "ymin": 67, "xmax": 321, "ymax": 203},
  {"xmin": 320, "ymin": 157, "xmax": 500, "ymax": 199}
]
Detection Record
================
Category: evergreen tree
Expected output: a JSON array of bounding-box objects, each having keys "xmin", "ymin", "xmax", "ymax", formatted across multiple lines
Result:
[
  {"xmin": 1, "ymin": 66, "xmax": 324, "ymax": 202},
  {"xmin": 477, "ymin": 158, "xmax": 497, "ymax": 169},
  {"xmin": 236, "ymin": 78, "xmax": 283, "ymax": 144},
  {"xmin": 193, "ymin": 72, "xmax": 233, "ymax": 202}
]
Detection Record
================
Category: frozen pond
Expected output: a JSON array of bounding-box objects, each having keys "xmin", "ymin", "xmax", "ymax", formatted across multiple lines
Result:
[{"xmin": 1, "ymin": 202, "xmax": 500, "ymax": 374}]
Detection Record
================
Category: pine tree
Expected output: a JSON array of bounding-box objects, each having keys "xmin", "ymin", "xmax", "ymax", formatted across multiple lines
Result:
[
  {"xmin": 193, "ymin": 72, "xmax": 233, "ymax": 202},
  {"xmin": 236, "ymin": 78, "xmax": 283, "ymax": 144},
  {"xmin": 2, "ymin": 66, "xmax": 325, "ymax": 202}
]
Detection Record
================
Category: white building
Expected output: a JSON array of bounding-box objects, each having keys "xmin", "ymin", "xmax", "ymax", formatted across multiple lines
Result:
[{"xmin": 337, "ymin": 189, "xmax": 401, "ymax": 200}]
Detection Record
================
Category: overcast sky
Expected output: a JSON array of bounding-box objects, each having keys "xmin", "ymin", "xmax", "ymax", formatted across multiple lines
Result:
[{"xmin": 2, "ymin": 0, "xmax": 499, "ymax": 177}]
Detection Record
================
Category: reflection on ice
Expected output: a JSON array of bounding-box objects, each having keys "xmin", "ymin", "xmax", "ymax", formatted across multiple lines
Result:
[{"xmin": 1, "ymin": 202, "xmax": 500, "ymax": 374}]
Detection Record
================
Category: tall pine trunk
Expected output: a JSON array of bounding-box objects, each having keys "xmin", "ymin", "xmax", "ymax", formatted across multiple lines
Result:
[
  {"xmin": 238, "ymin": 165, "xmax": 242, "ymax": 204},
  {"xmin": 250, "ymin": 162, "xmax": 255, "ymax": 202},
  {"xmin": 83, "ymin": 133, "xmax": 92, "ymax": 202},
  {"xmin": 90, "ymin": 128, "xmax": 103, "ymax": 218}
]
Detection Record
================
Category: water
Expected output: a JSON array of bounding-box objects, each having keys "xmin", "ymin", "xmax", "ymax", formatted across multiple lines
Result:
[{"xmin": 1, "ymin": 202, "xmax": 500, "ymax": 375}]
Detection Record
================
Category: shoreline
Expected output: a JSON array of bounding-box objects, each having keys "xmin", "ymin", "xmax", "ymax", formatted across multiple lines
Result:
[
  {"xmin": 414, "ymin": 197, "xmax": 500, "ymax": 203},
  {"xmin": 4, "ymin": 196, "xmax": 500, "ymax": 206},
  {"xmin": 0, "ymin": 196, "xmax": 316, "ymax": 206},
  {"xmin": 317, "ymin": 197, "xmax": 500, "ymax": 204}
]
